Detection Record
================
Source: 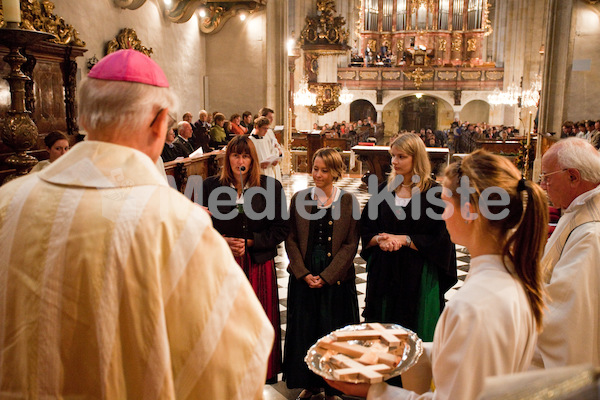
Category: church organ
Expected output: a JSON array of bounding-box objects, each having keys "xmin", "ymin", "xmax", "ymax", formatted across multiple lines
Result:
[{"xmin": 359, "ymin": 0, "xmax": 492, "ymax": 67}]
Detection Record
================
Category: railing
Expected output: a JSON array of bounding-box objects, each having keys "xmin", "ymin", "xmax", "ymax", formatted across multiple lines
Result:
[
  {"xmin": 164, "ymin": 150, "xmax": 225, "ymax": 194},
  {"xmin": 337, "ymin": 66, "xmax": 504, "ymax": 91}
]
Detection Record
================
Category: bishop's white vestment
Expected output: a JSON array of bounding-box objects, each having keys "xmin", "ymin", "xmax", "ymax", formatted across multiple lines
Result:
[{"xmin": 0, "ymin": 140, "xmax": 274, "ymax": 399}]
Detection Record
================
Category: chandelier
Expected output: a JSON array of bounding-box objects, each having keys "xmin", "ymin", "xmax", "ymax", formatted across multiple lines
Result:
[
  {"xmin": 521, "ymin": 83, "xmax": 540, "ymax": 108},
  {"xmin": 487, "ymin": 87, "xmax": 503, "ymax": 106},
  {"xmin": 521, "ymin": 73, "xmax": 542, "ymax": 108},
  {"xmin": 294, "ymin": 76, "xmax": 317, "ymax": 107},
  {"xmin": 488, "ymin": 74, "xmax": 542, "ymax": 108},
  {"xmin": 505, "ymin": 81, "xmax": 520, "ymax": 106},
  {"xmin": 487, "ymin": 82, "xmax": 520, "ymax": 106},
  {"xmin": 339, "ymin": 86, "xmax": 354, "ymax": 104}
]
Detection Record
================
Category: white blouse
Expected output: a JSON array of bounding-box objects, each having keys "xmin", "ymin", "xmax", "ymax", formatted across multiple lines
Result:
[{"xmin": 368, "ymin": 255, "xmax": 537, "ymax": 400}]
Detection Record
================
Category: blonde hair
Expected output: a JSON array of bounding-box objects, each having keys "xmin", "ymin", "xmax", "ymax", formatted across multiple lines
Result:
[
  {"xmin": 79, "ymin": 79, "xmax": 176, "ymax": 135},
  {"xmin": 444, "ymin": 150, "xmax": 548, "ymax": 330},
  {"xmin": 387, "ymin": 133, "xmax": 434, "ymax": 193},
  {"xmin": 313, "ymin": 148, "xmax": 345, "ymax": 182}
]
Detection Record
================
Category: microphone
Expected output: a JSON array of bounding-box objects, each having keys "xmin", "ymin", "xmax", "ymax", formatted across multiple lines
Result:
[
  {"xmin": 237, "ymin": 165, "xmax": 248, "ymax": 268},
  {"xmin": 237, "ymin": 165, "xmax": 246, "ymax": 211}
]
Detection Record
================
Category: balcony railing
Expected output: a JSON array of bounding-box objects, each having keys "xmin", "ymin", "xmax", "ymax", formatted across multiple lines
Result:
[{"xmin": 337, "ymin": 66, "xmax": 504, "ymax": 91}]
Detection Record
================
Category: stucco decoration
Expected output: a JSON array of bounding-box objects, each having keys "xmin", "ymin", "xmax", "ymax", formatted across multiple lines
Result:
[
  {"xmin": 113, "ymin": 0, "xmax": 147, "ymax": 10},
  {"xmin": 112, "ymin": 0, "xmax": 266, "ymax": 31},
  {"xmin": 485, "ymin": 71, "xmax": 503, "ymax": 80},
  {"xmin": 165, "ymin": 0, "xmax": 265, "ymax": 30},
  {"xmin": 460, "ymin": 71, "xmax": 481, "ymax": 80}
]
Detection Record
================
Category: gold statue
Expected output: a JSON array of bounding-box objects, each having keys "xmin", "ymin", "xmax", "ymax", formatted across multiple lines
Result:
[
  {"xmin": 451, "ymin": 37, "xmax": 462, "ymax": 52},
  {"xmin": 439, "ymin": 39, "xmax": 447, "ymax": 52},
  {"xmin": 467, "ymin": 38, "xmax": 477, "ymax": 52}
]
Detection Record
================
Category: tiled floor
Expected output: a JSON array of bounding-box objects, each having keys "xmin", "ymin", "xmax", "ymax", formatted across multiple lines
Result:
[{"xmin": 264, "ymin": 173, "xmax": 470, "ymax": 400}]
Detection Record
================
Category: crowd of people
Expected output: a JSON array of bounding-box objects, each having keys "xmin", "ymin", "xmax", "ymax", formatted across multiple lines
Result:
[
  {"xmin": 560, "ymin": 119, "xmax": 600, "ymax": 147},
  {"xmin": 1, "ymin": 50, "xmax": 599, "ymax": 400},
  {"xmin": 159, "ymin": 107, "xmax": 281, "ymax": 162},
  {"xmin": 395, "ymin": 122, "xmax": 522, "ymax": 154}
]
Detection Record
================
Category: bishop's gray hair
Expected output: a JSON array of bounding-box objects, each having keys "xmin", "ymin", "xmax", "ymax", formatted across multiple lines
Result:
[{"xmin": 79, "ymin": 78, "xmax": 177, "ymax": 135}]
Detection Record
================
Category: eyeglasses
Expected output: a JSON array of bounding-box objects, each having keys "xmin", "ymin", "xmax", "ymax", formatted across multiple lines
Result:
[
  {"xmin": 149, "ymin": 108, "xmax": 177, "ymax": 129},
  {"xmin": 539, "ymin": 168, "xmax": 568, "ymax": 183}
]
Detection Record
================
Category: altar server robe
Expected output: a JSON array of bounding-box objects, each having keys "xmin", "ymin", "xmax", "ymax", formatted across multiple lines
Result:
[
  {"xmin": 0, "ymin": 140, "xmax": 274, "ymax": 399},
  {"xmin": 367, "ymin": 255, "xmax": 536, "ymax": 400},
  {"xmin": 250, "ymin": 130, "xmax": 282, "ymax": 181}
]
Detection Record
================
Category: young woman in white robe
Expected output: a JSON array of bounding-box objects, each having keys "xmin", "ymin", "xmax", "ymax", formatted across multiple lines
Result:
[{"xmin": 328, "ymin": 150, "xmax": 548, "ymax": 400}]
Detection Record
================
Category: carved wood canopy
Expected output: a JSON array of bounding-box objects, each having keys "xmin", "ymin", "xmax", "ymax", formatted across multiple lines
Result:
[{"xmin": 114, "ymin": 0, "xmax": 266, "ymax": 33}]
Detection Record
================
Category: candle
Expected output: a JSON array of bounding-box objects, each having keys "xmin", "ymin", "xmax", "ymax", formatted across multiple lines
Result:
[
  {"xmin": 527, "ymin": 112, "xmax": 533, "ymax": 147},
  {"xmin": 2, "ymin": 0, "xmax": 21, "ymax": 24}
]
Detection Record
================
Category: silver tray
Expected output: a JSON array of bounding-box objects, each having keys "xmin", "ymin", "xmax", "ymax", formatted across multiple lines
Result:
[{"xmin": 304, "ymin": 323, "xmax": 423, "ymax": 383}]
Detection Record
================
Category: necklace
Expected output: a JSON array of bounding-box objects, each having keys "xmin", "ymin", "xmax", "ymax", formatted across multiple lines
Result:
[
  {"xmin": 401, "ymin": 183, "xmax": 412, "ymax": 187},
  {"xmin": 315, "ymin": 186, "xmax": 336, "ymax": 207}
]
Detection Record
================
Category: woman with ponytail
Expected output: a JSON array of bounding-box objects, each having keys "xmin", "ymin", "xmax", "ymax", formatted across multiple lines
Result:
[{"xmin": 328, "ymin": 149, "xmax": 548, "ymax": 400}]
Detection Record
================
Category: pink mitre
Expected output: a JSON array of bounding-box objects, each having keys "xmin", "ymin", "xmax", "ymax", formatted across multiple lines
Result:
[{"xmin": 88, "ymin": 49, "xmax": 169, "ymax": 88}]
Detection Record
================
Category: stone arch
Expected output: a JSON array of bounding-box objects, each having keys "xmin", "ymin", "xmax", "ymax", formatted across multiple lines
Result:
[
  {"xmin": 382, "ymin": 93, "xmax": 454, "ymax": 136},
  {"xmin": 350, "ymin": 99, "xmax": 377, "ymax": 123},
  {"xmin": 459, "ymin": 100, "xmax": 490, "ymax": 124}
]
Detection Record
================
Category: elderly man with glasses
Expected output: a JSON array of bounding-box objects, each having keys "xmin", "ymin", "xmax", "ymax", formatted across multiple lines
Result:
[{"xmin": 533, "ymin": 137, "xmax": 600, "ymax": 369}]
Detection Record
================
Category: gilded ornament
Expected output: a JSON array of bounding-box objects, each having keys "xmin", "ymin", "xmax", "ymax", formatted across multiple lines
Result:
[
  {"xmin": 460, "ymin": 71, "xmax": 481, "ymax": 80},
  {"xmin": 403, "ymin": 68, "xmax": 434, "ymax": 88},
  {"xmin": 438, "ymin": 39, "xmax": 447, "ymax": 52},
  {"xmin": 106, "ymin": 28, "xmax": 152, "ymax": 57},
  {"xmin": 485, "ymin": 71, "xmax": 503, "ymax": 80},
  {"xmin": 467, "ymin": 38, "xmax": 477, "ymax": 52},
  {"xmin": 396, "ymin": 40, "xmax": 404, "ymax": 53},
  {"xmin": 6, "ymin": 0, "xmax": 86, "ymax": 46},
  {"xmin": 307, "ymin": 82, "xmax": 341, "ymax": 115},
  {"xmin": 2, "ymin": 112, "xmax": 38, "ymax": 152},
  {"xmin": 368, "ymin": 39, "xmax": 377, "ymax": 52},
  {"xmin": 360, "ymin": 71, "xmax": 379, "ymax": 80},
  {"xmin": 300, "ymin": 0, "xmax": 349, "ymax": 47},
  {"xmin": 437, "ymin": 71, "xmax": 457, "ymax": 80},
  {"xmin": 382, "ymin": 71, "xmax": 400, "ymax": 80},
  {"xmin": 483, "ymin": 0, "xmax": 493, "ymax": 37},
  {"xmin": 337, "ymin": 71, "xmax": 356, "ymax": 80},
  {"xmin": 451, "ymin": 37, "xmax": 462, "ymax": 52}
]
